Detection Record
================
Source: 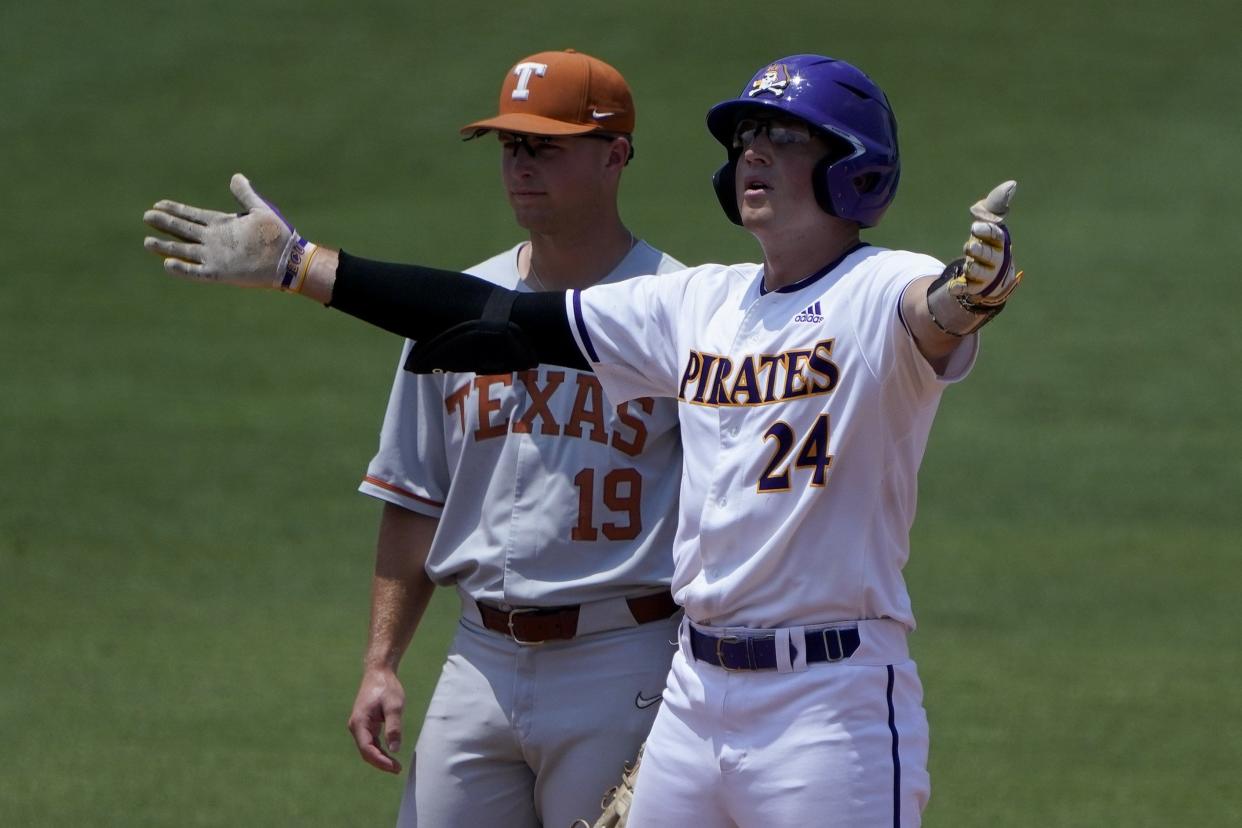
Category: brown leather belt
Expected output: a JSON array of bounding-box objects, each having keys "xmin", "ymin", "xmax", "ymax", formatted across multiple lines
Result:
[{"xmin": 476, "ymin": 592, "xmax": 680, "ymax": 644}]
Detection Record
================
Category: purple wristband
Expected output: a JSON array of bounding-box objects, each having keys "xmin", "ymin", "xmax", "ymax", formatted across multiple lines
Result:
[{"xmin": 281, "ymin": 235, "xmax": 311, "ymax": 290}]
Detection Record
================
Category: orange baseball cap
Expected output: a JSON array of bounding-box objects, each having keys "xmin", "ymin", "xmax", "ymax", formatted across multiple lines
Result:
[{"xmin": 460, "ymin": 49, "xmax": 635, "ymax": 137}]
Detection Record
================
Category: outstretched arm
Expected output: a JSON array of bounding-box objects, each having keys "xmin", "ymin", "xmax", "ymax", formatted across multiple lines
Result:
[{"xmin": 142, "ymin": 174, "xmax": 588, "ymax": 372}]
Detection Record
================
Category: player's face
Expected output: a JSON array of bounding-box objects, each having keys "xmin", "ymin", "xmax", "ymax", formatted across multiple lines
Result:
[
  {"xmin": 733, "ymin": 116, "xmax": 831, "ymax": 230},
  {"xmin": 498, "ymin": 132, "xmax": 624, "ymax": 232}
]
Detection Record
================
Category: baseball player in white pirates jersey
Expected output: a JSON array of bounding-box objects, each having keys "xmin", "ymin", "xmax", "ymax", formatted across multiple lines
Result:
[
  {"xmin": 569, "ymin": 246, "xmax": 954, "ymax": 826},
  {"xmin": 145, "ymin": 52, "xmax": 1023, "ymax": 828}
]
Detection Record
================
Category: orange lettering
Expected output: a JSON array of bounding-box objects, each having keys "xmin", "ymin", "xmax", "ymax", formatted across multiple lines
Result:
[
  {"xmin": 473, "ymin": 374, "xmax": 512, "ymax": 440},
  {"xmin": 444, "ymin": 381, "xmax": 471, "ymax": 433},
  {"xmin": 564, "ymin": 375, "xmax": 607, "ymax": 444},
  {"xmin": 514, "ymin": 370, "xmax": 565, "ymax": 435},
  {"xmin": 611, "ymin": 397, "xmax": 654, "ymax": 456}
]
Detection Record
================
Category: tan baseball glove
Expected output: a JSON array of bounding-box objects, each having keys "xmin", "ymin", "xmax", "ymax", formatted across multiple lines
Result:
[{"xmin": 571, "ymin": 743, "xmax": 644, "ymax": 828}]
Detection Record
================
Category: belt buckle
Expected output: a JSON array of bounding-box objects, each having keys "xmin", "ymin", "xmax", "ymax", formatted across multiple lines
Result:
[
  {"xmin": 714, "ymin": 635, "xmax": 743, "ymax": 671},
  {"xmin": 507, "ymin": 607, "xmax": 545, "ymax": 646},
  {"xmin": 821, "ymin": 627, "xmax": 845, "ymax": 662}
]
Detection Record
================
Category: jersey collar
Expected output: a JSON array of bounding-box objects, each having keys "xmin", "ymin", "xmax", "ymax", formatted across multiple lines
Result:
[{"xmin": 758, "ymin": 242, "xmax": 869, "ymax": 296}]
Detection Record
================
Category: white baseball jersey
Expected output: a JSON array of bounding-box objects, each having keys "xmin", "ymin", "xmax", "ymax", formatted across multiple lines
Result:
[
  {"xmin": 567, "ymin": 243, "xmax": 978, "ymax": 629},
  {"xmin": 361, "ymin": 241, "xmax": 685, "ymax": 606}
]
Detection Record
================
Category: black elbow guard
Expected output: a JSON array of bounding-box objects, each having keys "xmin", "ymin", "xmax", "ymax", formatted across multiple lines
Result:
[{"xmin": 404, "ymin": 288, "xmax": 539, "ymax": 374}]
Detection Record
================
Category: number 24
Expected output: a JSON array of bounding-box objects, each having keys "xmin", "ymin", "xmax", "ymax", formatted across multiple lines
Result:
[{"xmin": 758, "ymin": 414, "xmax": 833, "ymax": 492}]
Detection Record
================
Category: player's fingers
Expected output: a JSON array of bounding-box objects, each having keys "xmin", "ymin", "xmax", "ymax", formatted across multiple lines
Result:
[
  {"xmin": 969, "ymin": 180, "xmax": 1017, "ymax": 222},
  {"xmin": 143, "ymin": 209, "xmax": 206, "ymax": 243},
  {"xmin": 366, "ymin": 747, "xmax": 401, "ymax": 773},
  {"xmin": 144, "ymin": 235, "xmax": 203, "ymax": 263},
  {"xmin": 162, "ymin": 256, "xmax": 211, "ymax": 281},
  {"xmin": 383, "ymin": 710, "xmax": 403, "ymax": 757},
  {"xmin": 346, "ymin": 713, "xmax": 378, "ymax": 753},
  {"xmin": 229, "ymin": 173, "xmax": 266, "ymax": 211},
  {"xmin": 964, "ymin": 237, "xmax": 1001, "ymax": 267},
  {"xmin": 357, "ymin": 739, "xmax": 400, "ymax": 772},
  {"xmin": 969, "ymin": 221, "xmax": 1005, "ymax": 247},
  {"xmin": 348, "ymin": 718, "xmax": 401, "ymax": 773},
  {"xmin": 230, "ymin": 172, "xmax": 297, "ymax": 232},
  {"xmin": 151, "ymin": 199, "xmax": 224, "ymax": 226}
]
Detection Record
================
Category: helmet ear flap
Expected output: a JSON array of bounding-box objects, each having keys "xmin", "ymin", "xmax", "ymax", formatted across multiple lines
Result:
[
  {"xmin": 712, "ymin": 158, "xmax": 743, "ymax": 226},
  {"xmin": 811, "ymin": 155, "xmax": 840, "ymax": 221}
]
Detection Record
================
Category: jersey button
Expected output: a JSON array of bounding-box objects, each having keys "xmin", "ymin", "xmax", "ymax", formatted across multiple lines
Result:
[{"xmin": 717, "ymin": 497, "xmax": 727, "ymax": 508}]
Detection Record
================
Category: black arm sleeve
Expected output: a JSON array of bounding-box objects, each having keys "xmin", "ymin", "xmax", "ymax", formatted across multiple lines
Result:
[{"xmin": 329, "ymin": 250, "xmax": 589, "ymax": 372}]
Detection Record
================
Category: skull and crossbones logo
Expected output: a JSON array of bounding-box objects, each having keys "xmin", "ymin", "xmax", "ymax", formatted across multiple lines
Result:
[{"xmin": 749, "ymin": 64, "xmax": 792, "ymax": 98}]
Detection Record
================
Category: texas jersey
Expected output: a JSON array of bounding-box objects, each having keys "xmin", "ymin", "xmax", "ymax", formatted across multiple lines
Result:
[
  {"xmin": 567, "ymin": 243, "xmax": 978, "ymax": 629},
  {"xmin": 361, "ymin": 241, "xmax": 685, "ymax": 607}
]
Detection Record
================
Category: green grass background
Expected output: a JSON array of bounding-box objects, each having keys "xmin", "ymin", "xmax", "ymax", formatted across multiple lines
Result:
[{"xmin": 2, "ymin": 0, "xmax": 1239, "ymax": 825}]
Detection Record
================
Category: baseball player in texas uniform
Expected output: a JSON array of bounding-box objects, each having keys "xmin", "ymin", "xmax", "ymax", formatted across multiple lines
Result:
[
  {"xmin": 351, "ymin": 50, "xmax": 685, "ymax": 828},
  {"xmin": 144, "ymin": 53, "xmax": 1023, "ymax": 828}
]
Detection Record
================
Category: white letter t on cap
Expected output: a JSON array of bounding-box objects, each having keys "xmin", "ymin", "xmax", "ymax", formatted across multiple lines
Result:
[{"xmin": 511, "ymin": 62, "xmax": 548, "ymax": 100}]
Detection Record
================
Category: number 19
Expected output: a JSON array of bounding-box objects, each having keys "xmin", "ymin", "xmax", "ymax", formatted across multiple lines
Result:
[{"xmin": 572, "ymin": 468, "xmax": 643, "ymax": 541}]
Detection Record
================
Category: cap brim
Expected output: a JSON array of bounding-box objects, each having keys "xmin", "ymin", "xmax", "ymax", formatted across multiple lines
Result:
[{"xmin": 459, "ymin": 113, "xmax": 605, "ymax": 138}]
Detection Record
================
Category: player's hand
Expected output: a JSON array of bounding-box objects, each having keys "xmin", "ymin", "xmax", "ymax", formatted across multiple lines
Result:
[
  {"xmin": 347, "ymin": 667, "xmax": 407, "ymax": 774},
  {"xmin": 949, "ymin": 180, "xmax": 1021, "ymax": 307},
  {"xmin": 142, "ymin": 173, "xmax": 317, "ymax": 291}
]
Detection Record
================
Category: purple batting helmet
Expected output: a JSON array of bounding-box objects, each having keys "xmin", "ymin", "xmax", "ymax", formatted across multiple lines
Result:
[{"xmin": 706, "ymin": 54, "xmax": 900, "ymax": 228}]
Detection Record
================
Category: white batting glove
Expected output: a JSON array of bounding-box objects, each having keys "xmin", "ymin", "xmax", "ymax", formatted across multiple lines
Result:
[
  {"xmin": 948, "ymin": 180, "xmax": 1021, "ymax": 307},
  {"xmin": 142, "ymin": 173, "xmax": 318, "ymax": 292}
]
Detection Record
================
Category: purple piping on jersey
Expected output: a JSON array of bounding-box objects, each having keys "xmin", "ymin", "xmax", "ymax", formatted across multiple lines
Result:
[
  {"xmin": 760, "ymin": 242, "xmax": 870, "ymax": 296},
  {"xmin": 896, "ymin": 288, "xmax": 913, "ymax": 338},
  {"xmin": 571, "ymin": 290, "xmax": 601, "ymax": 362},
  {"xmin": 887, "ymin": 664, "xmax": 901, "ymax": 827}
]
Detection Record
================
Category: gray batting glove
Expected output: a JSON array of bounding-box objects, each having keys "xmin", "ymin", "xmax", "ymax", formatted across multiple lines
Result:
[
  {"xmin": 143, "ymin": 173, "xmax": 318, "ymax": 291},
  {"xmin": 949, "ymin": 180, "xmax": 1021, "ymax": 307}
]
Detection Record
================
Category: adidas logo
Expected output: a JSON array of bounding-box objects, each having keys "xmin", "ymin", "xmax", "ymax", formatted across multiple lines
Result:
[{"xmin": 792, "ymin": 301, "xmax": 823, "ymax": 324}]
